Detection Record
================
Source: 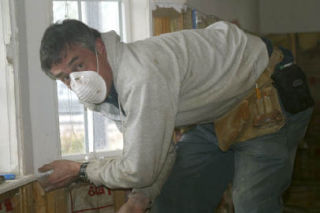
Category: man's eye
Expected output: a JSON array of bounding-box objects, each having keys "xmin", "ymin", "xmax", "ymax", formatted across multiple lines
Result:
[{"xmin": 63, "ymin": 75, "xmax": 70, "ymax": 82}]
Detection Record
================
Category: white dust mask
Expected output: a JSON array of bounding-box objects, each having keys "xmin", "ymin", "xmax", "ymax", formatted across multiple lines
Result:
[{"xmin": 69, "ymin": 51, "xmax": 107, "ymax": 104}]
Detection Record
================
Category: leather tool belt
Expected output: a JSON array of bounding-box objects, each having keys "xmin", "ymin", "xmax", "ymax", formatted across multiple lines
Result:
[
  {"xmin": 174, "ymin": 47, "xmax": 286, "ymax": 151},
  {"xmin": 215, "ymin": 46, "xmax": 286, "ymax": 151}
]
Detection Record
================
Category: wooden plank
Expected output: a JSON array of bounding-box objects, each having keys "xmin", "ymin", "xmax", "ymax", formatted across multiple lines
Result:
[
  {"xmin": 8, "ymin": 189, "xmax": 20, "ymax": 213},
  {"xmin": 54, "ymin": 188, "xmax": 68, "ymax": 213},
  {"xmin": 46, "ymin": 190, "xmax": 56, "ymax": 213},
  {"xmin": 32, "ymin": 182, "xmax": 47, "ymax": 213},
  {"xmin": 113, "ymin": 190, "xmax": 127, "ymax": 212},
  {"xmin": 178, "ymin": 13, "xmax": 184, "ymax": 30},
  {"xmin": 290, "ymin": 33, "xmax": 297, "ymax": 62},
  {"xmin": 25, "ymin": 184, "xmax": 34, "ymax": 213},
  {"xmin": 21, "ymin": 185, "xmax": 27, "ymax": 213},
  {"xmin": 11, "ymin": 183, "xmax": 35, "ymax": 213},
  {"xmin": 153, "ymin": 16, "xmax": 171, "ymax": 36}
]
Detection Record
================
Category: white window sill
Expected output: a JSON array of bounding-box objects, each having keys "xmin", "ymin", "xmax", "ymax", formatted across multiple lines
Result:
[
  {"xmin": 0, "ymin": 175, "xmax": 36, "ymax": 194},
  {"xmin": 62, "ymin": 150, "xmax": 122, "ymax": 161}
]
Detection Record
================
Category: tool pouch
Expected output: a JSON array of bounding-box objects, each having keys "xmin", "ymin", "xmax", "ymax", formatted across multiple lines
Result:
[
  {"xmin": 271, "ymin": 64, "xmax": 314, "ymax": 114},
  {"xmin": 215, "ymin": 47, "xmax": 286, "ymax": 151}
]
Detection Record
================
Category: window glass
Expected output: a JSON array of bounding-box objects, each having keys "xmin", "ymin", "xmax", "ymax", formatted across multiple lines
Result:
[
  {"xmin": 57, "ymin": 81, "xmax": 86, "ymax": 155},
  {"xmin": 81, "ymin": 1, "xmax": 120, "ymax": 34},
  {"xmin": 53, "ymin": 1, "xmax": 79, "ymax": 21}
]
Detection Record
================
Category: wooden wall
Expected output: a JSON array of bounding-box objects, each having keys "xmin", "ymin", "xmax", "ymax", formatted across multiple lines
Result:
[
  {"xmin": 0, "ymin": 182, "xmax": 127, "ymax": 213},
  {"xmin": 0, "ymin": 182, "xmax": 67, "ymax": 213}
]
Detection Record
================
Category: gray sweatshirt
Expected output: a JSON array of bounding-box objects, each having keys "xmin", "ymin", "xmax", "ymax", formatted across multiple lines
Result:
[{"xmin": 85, "ymin": 21, "xmax": 269, "ymax": 200}]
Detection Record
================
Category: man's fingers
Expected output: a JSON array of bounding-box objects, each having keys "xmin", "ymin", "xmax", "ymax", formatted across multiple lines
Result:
[
  {"xmin": 38, "ymin": 160, "xmax": 80, "ymax": 190},
  {"xmin": 38, "ymin": 164, "xmax": 53, "ymax": 172}
]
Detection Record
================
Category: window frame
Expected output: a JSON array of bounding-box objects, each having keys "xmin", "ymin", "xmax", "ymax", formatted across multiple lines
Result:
[{"xmin": 0, "ymin": 0, "xmax": 21, "ymax": 175}]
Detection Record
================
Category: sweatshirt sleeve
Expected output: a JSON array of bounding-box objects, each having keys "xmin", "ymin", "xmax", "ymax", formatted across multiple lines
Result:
[
  {"xmin": 86, "ymin": 76, "xmax": 177, "ymax": 192},
  {"xmin": 132, "ymin": 142, "xmax": 176, "ymax": 201}
]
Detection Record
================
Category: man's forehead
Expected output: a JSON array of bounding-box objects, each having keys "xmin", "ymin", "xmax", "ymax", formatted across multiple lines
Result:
[
  {"xmin": 52, "ymin": 53, "xmax": 68, "ymax": 68},
  {"xmin": 50, "ymin": 51, "xmax": 71, "ymax": 75},
  {"xmin": 49, "ymin": 45, "xmax": 89, "ymax": 75},
  {"xmin": 51, "ymin": 47, "xmax": 70, "ymax": 68},
  {"xmin": 61, "ymin": 45, "xmax": 77, "ymax": 59},
  {"xmin": 55, "ymin": 45, "xmax": 80, "ymax": 65}
]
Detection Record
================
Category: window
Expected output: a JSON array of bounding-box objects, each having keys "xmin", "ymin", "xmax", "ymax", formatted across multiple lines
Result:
[
  {"xmin": 52, "ymin": 0, "xmax": 125, "ymax": 159},
  {"xmin": 0, "ymin": 0, "xmax": 19, "ymax": 173}
]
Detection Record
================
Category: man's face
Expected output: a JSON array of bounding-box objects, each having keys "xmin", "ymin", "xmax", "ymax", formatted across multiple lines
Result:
[{"xmin": 50, "ymin": 40, "xmax": 112, "ymax": 95}]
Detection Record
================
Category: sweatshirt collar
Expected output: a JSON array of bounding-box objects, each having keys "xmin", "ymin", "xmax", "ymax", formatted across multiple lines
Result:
[{"xmin": 101, "ymin": 31, "xmax": 123, "ymax": 84}]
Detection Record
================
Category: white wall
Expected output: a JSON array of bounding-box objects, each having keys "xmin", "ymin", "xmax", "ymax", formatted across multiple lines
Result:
[
  {"xmin": 260, "ymin": 0, "xmax": 320, "ymax": 34},
  {"xmin": 13, "ymin": 0, "xmax": 32, "ymax": 175},
  {"xmin": 187, "ymin": 0, "xmax": 320, "ymax": 34},
  {"xmin": 187, "ymin": 0, "xmax": 259, "ymax": 33},
  {"xmin": 15, "ymin": 0, "xmax": 61, "ymax": 174}
]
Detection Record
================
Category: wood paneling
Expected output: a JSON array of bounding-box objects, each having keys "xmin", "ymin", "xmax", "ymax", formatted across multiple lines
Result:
[{"xmin": 1, "ymin": 181, "xmax": 128, "ymax": 213}]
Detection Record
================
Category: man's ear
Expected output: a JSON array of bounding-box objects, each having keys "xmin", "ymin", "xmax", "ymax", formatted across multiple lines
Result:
[{"xmin": 95, "ymin": 38, "xmax": 106, "ymax": 56}]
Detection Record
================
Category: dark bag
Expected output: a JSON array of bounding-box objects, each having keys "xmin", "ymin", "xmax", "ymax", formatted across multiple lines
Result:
[{"xmin": 271, "ymin": 64, "xmax": 314, "ymax": 114}]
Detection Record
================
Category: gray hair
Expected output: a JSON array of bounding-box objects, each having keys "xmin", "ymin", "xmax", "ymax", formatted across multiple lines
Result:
[{"xmin": 39, "ymin": 19, "xmax": 101, "ymax": 79}]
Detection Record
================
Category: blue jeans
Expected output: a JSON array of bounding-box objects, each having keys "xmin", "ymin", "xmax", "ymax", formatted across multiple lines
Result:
[
  {"xmin": 232, "ymin": 107, "xmax": 313, "ymax": 213},
  {"xmin": 151, "ymin": 123, "xmax": 234, "ymax": 213},
  {"xmin": 151, "ymin": 107, "xmax": 312, "ymax": 213}
]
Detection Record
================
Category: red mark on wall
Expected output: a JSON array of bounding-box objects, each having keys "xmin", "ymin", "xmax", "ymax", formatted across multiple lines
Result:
[{"xmin": 4, "ymin": 199, "xmax": 13, "ymax": 212}]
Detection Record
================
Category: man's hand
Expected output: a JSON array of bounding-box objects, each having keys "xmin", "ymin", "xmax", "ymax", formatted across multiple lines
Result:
[
  {"xmin": 117, "ymin": 192, "xmax": 150, "ymax": 213},
  {"xmin": 38, "ymin": 160, "xmax": 81, "ymax": 191}
]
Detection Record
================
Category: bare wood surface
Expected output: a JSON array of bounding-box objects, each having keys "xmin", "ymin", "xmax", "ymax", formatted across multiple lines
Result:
[{"xmin": 113, "ymin": 190, "xmax": 128, "ymax": 212}]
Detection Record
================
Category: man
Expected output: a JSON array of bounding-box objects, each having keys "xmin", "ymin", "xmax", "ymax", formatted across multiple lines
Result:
[{"xmin": 39, "ymin": 19, "xmax": 313, "ymax": 212}]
